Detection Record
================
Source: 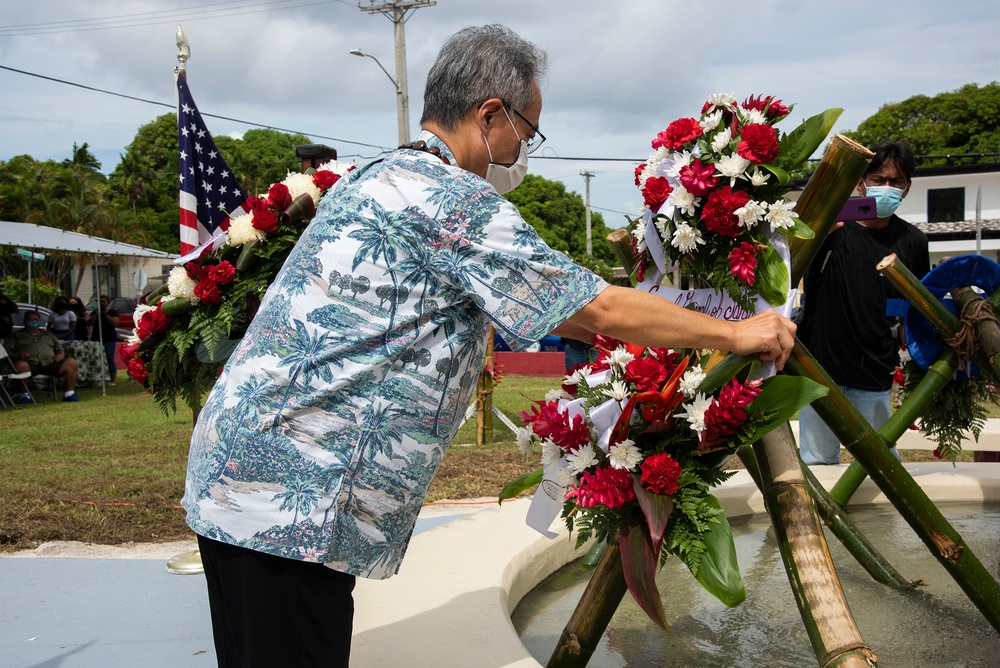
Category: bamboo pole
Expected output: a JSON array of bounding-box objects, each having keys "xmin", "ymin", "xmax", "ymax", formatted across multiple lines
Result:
[
  {"xmin": 750, "ymin": 424, "xmax": 878, "ymax": 667},
  {"xmin": 546, "ymin": 543, "xmax": 628, "ymax": 668},
  {"xmin": 789, "ymin": 134, "xmax": 874, "ymax": 284},
  {"xmin": 786, "ymin": 339, "xmax": 1000, "ymax": 633},
  {"xmin": 951, "ymin": 286, "xmax": 1000, "ymax": 369},
  {"xmin": 606, "ymin": 228, "xmax": 635, "ymax": 276},
  {"xmin": 476, "ymin": 328, "xmax": 495, "ymax": 446}
]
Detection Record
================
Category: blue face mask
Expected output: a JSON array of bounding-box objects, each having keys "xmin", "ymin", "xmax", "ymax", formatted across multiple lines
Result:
[
  {"xmin": 25, "ymin": 320, "xmax": 40, "ymax": 330},
  {"xmin": 865, "ymin": 184, "xmax": 905, "ymax": 218}
]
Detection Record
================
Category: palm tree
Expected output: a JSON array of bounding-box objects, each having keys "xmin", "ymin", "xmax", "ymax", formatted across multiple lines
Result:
[
  {"xmin": 344, "ymin": 400, "xmax": 405, "ymax": 508},
  {"xmin": 272, "ymin": 469, "xmax": 322, "ymax": 524},
  {"xmin": 271, "ymin": 321, "xmax": 334, "ymax": 429}
]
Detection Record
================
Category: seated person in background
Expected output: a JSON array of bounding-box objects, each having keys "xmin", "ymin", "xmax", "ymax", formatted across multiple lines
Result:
[
  {"xmin": 48, "ymin": 296, "xmax": 77, "ymax": 341},
  {"xmin": 3, "ymin": 310, "xmax": 81, "ymax": 402},
  {"xmin": 68, "ymin": 297, "xmax": 90, "ymax": 341},
  {"xmin": 0, "ymin": 288, "xmax": 17, "ymax": 340},
  {"xmin": 89, "ymin": 295, "xmax": 119, "ymax": 386}
]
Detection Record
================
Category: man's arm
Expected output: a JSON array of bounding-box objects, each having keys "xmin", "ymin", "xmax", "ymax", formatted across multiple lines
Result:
[{"xmin": 561, "ymin": 285, "xmax": 796, "ymax": 369}]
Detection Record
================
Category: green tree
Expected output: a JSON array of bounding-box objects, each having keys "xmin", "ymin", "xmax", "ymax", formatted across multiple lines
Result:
[
  {"xmin": 847, "ymin": 82, "xmax": 1000, "ymax": 165},
  {"xmin": 503, "ymin": 173, "xmax": 617, "ymax": 266}
]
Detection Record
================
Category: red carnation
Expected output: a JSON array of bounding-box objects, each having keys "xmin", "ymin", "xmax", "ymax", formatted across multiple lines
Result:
[
  {"xmin": 642, "ymin": 176, "xmax": 673, "ymax": 212},
  {"xmin": 251, "ymin": 208, "xmax": 279, "ymax": 233},
  {"xmin": 246, "ymin": 196, "xmax": 268, "ymax": 214},
  {"xmin": 208, "ymin": 261, "xmax": 236, "ymax": 285},
  {"xmin": 700, "ymin": 378, "xmax": 762, "ymax": 450},
  {"xmin": 136, "ymin": 305, "xmax": 171, "ymax": 340},
  {"xmin": 624, "ymin": 356, "xmax": 670, "ymax": 393},
  {"xmin": 633, "ymin": 163, "xmax": 645, "ymax": 187},
  {"xmin": 640, "ymin": 452, "xmax": 682, "ymax": 496},
  {"xmin": 701, "ymin": 186, "xmax": 750, "ymax": 237},
  {"xmin": 313, "ymin": 170, "xmax": 340, "ymax": 190},
  {"xmin": 652, "ymin": 117, "xmax": 703, "ymax": 150},
  {"xmin": 120, "ymin": 343, "xmax": 139, "ymax": 366},
  {"xmin": 268, "ymin": 183, "xmax": 292, "ymax": 211},
  {"xmin": 743, "ymin": 94, "xmax": 790, "ymax": 119},
  {"xmin": 737, "ymin": 123, "xmax": 780, "ymax": 164},
  {"xmin": 566, "ymin": 466, "xmax": 636, "ymax": 509},
  {"xmin": 127, "ymin": 359, "xmax": 148, "ymax": 386},
  {"xmin": 194, "ymin": 280, "xmax": 222, "ymax": 305},
  {"xmin": 893, "ymin": 367, "xmax": 906, "ymax": 386},
  {"xmin": 728, "ymin": 242, "xmax": 760, "ymax": 286},
  {"xmin": 678, "ymin": 158, "xmax": 717, "ymax": 197},
  {"xmin": 518, "ymin": 401, "xmax": 590, "ymax": 452}
]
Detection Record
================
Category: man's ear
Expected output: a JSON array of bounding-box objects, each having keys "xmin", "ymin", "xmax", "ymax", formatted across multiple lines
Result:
[
  {"xmin": 856, "ymin": 179, "xmax": 866, "ymax": 196},
  {"xmin": 477, "ymin": 97, "xmax": 506, "ymax": 132}
]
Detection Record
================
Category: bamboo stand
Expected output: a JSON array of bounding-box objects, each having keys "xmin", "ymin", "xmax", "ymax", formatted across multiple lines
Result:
[{"xmin": 476, "ymin": 328, "xmax": 496, "ymax": 446}]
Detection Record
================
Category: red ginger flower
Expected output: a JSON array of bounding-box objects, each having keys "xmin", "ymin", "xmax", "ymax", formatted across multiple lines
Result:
[
  {"xmin": 653, "ymin": 117, "xmax": 703, "ymax": 150},
  {"xmin": 640, "ymin": 452, "xmax": 682, "ymax": 496},
  {"xmin": 566, "ymin": 466, "xmax": 636, "ymax": 509},
  {"xmin": 701, "ymin": 186, "xmax": 750, "ymax": 238},
  {"xmin": 624, "ymin": 356, "xmax": 670, "ymax": 393},
  {"xmin": 728, "ymin": 242, "xmax": 760, "ymax": 286},
  {"xmin": 518, "ymin": 401, "xmax": 590, "ymax": 452},
  {"xmin": 642, "ymin": 176, "xmax": 672, "ymax": 212},
  {"xmin": 737, "ymin": 123, "xmax": 780, "ymax": 164},
  {"xmin": 743, "ymin": 94, "xmax": 790, "ymax": 119},
  {"xmin": 679, "ymin": 158, "xmax": 717, "ymax": 197},
  {"xmin": 700, "ymin": 378, "xmax": 762, "ymax": 450}
]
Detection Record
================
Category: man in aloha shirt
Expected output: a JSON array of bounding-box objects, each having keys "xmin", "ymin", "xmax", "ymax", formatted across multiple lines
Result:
[{"xmin": 183, "ymin": 24, "xmax": 797, "ymax": 667}]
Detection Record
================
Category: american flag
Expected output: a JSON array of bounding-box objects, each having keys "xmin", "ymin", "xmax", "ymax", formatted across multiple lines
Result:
[{"xmin": 176, "ymin": 72, "xmax": 247, "ymax": 256}]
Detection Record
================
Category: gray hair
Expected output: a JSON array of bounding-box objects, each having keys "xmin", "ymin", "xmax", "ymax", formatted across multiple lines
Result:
[{"xmin": 420, "ymin": 24, "xmax": 548, "ymax": 131}]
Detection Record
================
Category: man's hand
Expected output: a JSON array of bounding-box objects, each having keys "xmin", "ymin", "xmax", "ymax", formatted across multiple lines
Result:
[{"xmin": 730, "ymin": 310, "xmax": 796, "ymax": 370}]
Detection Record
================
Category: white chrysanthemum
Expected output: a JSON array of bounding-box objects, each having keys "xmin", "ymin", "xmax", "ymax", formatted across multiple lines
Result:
[
  {"xmin": 167, "ymin": 266, "xmax": 199, "ymax": 303},
  {"xmin": 667, "ymin": 186, "xmax": 700, "ymax": 217},
  {"xmin": 705, "ymin": 92, "xmax": 737, "ymax": 110},
  {"xmin": 671, "ymin": 222, "xmax": 706, "ymax": 254},
  {"xmin": 653, "ymin": 214, "xmax": 673, "ymax": 239},
  {"xmin": 899, "ymin": 348, "xmax": 913, "ymax": 364},
  {"xmin": 636, "ymin": 160, "xmax": 657, "ymax": 189},
  {"xmin": 679, "ymin": 393, "xmax": 713, "ymax": 436},
  {"xmin": 555, "ymin": 466, "xmax": 578, "ymax": 490},
  {"xmin": 541, "ymin": 439, "xmax": 562, "ymax": 466},
  {"xmin": 716, "ymin": 154, "xmax": 752, "ymax": 183},
  {"xmin": 607, "ymin": 346, "xmax": 635, "ymax": 371},
  {"xmin": 632, "ymin": 219, "xmax": 648, "ymax": 253},
  {"xmin": 663, "ymin": 150, "xmax": 693, "ymax": 179},
  {"xmin": 734, "ymin": 200, "xmax": 767, "ymax": 229},
  {"xmin": 566, "ymin": 443, "xmax": 599, "ymax": 475},
  {"xmin": 226, "ymin": 212, "xmax": 266, "ymax": 247},
  {"xmin": 749, "ymin": 168, "xmax": 770, "ymax": 187},
  {"xmin": 602, "ymin": 379, "xmax": 629, "ymax": 402},
  {"xmin": 609, "ymin": 439, "xmax": 643, "ymax": 470},
  {"xmin": 679, "ymin": 366, "xmax": 707, "ymax": 397},
  {"xmin": 711, "ymin": 127, "xmax": 733, "ymax": 153},
  {"xmin": 741, "ymin": 109, "xmax": 769, "ymax": 126},
  {"xmin": 765, "ymin": 199, "xmax": 797, "ymax": 232},
  {"xmin": 516, "ymin": 425, "xmax": 535, "ymax": 455},
  {"xmin": 545, "ymin": 388, "xmax": 570, "ymax": 403},
  {"xmin": 282, "ymin": 172, "xmax": 322, "ymax": 205},
  {"xmin": 700, "ymin": 110, "xmax": 723, "ymax": 132},
  {"xmin": 315, "ymin": 158, "xmax": 355, "ymax": 177}
]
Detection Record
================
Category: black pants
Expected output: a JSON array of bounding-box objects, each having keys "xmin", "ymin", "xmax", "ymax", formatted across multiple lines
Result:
[{"xmin": 197, "ymin": 535, "xmax": 356, "ymax": 668}]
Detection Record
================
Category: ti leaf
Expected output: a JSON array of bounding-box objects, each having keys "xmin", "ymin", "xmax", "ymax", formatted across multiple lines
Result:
[
  {"xmin": 699, "ymin": 353, "xmax": 755, "ymax": 394},
  {"xmin": 690, "ymin": 494, "xmax": 746, "ymax": 607},
  {"xmin": 786, "ymin": 216, "xmax": 815, "ymax": 240},
  {"xmin": 620, "ymin": 521, "xmax": 670, "ymax": 632},
  {"xmin": 775, "ymin": 108, "xmax": 843, "ymax": 172},
  {"xmin": 743, "ymin": 375, "xmax": 829, "ymax": 444},
  {"xmin": 753, "ymin": 245, "xmax": 790, "ymax": 307},
  {"xmin": 498, "ymin": 467, "xmax": 542, "ymax": 503}
]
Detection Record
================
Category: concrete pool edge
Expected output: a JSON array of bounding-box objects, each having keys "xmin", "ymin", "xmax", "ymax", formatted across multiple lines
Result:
[{"xmin": 349, "ymin": 463, "xmax": 1000, "ymax": 667}]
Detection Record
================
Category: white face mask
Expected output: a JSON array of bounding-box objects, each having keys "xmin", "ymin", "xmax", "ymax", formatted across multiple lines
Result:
[{"xmin": 483, "ymin": 108, "xmax": 529, "ymax": 194}]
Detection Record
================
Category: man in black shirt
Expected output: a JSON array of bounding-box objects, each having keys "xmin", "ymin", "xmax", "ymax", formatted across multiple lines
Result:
[{"xmin": 798, "ymin": 141, "xmax": 929, "ymax": 464}]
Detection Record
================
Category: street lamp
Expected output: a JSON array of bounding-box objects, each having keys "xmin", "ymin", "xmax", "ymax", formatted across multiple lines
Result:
[{"xmin": 350, "ymin": 48, "xmax": 410, "ymax": 146}]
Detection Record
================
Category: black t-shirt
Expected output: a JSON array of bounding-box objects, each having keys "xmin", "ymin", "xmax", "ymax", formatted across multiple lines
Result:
[
  {"xmin": 90, "ymin": 309, "xmax": 120, "ymax": 343},
  {"xmin": 798, "ymin": 216, "xmax": 929, "ymax": 392}
]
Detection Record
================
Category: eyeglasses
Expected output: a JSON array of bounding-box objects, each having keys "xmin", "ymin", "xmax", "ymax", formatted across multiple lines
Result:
[{"xmin": 504, "ymin": 103, "xmax": 546, "ymax": 154}]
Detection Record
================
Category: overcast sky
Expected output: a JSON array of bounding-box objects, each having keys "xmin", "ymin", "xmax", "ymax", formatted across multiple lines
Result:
[{"xmin": 2, "ymin": 1, "xmax": 999, "ymax": 230}]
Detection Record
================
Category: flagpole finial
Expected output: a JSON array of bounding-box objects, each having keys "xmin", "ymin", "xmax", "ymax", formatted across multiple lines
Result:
[{"xmin": 176, "ymin": 25, "xmax": 190, "ymax": 70}]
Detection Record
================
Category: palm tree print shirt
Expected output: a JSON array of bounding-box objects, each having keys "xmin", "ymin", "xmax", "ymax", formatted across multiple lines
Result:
[{"xmin": 181, "ymin": 131, "xmax": 608, "ymax": 579}]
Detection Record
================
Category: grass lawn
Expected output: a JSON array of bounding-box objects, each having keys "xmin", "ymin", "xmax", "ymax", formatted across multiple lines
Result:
[{"xmin": 0, "ymin": 373, "xmax": 993, "ymax": 551}]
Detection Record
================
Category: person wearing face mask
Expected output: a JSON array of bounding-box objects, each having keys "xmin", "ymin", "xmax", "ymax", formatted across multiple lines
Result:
[
  {"xmin": 3, "ymin": 310, "xmax": 81, "ymax": 403},
  {"xmin": 797, "ymin": 140, "xmax": 929, "ymax": 465},
  {"xmin": 183, "ymin": 25, "xmax": 797, "ymax": 667}
]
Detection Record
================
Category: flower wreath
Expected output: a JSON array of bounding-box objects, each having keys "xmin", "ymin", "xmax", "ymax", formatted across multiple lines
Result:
[
  {"xmin": 123, "ymin": 160, "xmax": 355, "ymax": 412},
  {"xmin": 630, "ymin": 93, "xmax": 840, "ymax": 311},
  {"xmin": 501, "ymin": 340, "xmax": 825, "ymax": 629}
]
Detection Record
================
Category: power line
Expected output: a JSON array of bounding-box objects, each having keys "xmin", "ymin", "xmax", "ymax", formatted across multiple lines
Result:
[{"xmin": 0, "ymin": 64, "xmax": 391, "ymax": 152}]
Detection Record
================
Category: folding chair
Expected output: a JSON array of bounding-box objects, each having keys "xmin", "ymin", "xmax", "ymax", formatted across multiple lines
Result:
[{"xmin": 0, "ymin": 347, "xmax": 34, "ymax": 406}]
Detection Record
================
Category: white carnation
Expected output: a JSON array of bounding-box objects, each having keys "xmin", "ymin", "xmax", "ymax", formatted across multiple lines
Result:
[
  {"xmin": 282, "ymin": 172, "xmax": 322, "ymax": 206},
  {"xmin": 671, "ymin": 222, "xmax": 705, "ymax": 254},
  {"xmin": 167, "ymin": 266, "xmax": 199, "ymax": 304},
  {"xmin": 565, "ymin": 443, "xmax": 599, "ymax": 475},
  {"xmin": 226, "ymin": 213, "xmax": 265, "ymax": 247},
  {"xmin": 711, "ymin": 127, "xmax": 733, "ymax": 153},
  {"xmin": 608, "ymin": 439, "xmax": 642, "ymax": 470}
]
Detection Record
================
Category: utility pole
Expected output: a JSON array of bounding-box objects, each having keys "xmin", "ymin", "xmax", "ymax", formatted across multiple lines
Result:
[
  {"xmin": 359, "ymin": 0, "xmax": 436, "ymax": 145},
  {"xmin": 581, "ymin": 170, "xmax": 595, "ymax": 255}
]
